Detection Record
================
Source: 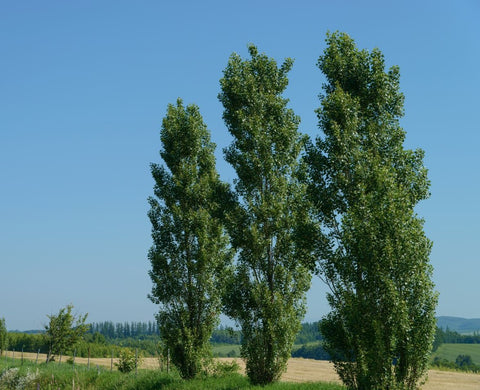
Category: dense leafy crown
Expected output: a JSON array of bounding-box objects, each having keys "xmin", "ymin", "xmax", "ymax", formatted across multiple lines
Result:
[
  {"xmin": 148, "ymin": 99, "xmax": 231, "ymax": 379},
  {"xmin": 219, "ymin": 45, "xmax": 316, "ymax": 385},
  {"xmin": 306, "ymin": 32, "xmax": 437, "ymax": 390}
]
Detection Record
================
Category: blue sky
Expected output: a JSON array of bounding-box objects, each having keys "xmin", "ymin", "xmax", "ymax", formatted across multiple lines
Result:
[{"xmin": 1, "ymin": 1, "xmax": 478, "ymax": 330}]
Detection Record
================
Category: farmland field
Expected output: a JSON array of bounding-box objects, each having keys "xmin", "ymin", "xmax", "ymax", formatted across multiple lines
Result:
[
  {"xmin": 431, "ymin": 343, "xmax": 480, "ymax": 364},
  {"xmin": 4, "ymin": 351, "xmax": 480, "ymax": 389},
  {"xmin": 212, "ymin": 343, "xmax": 241, "ymax": 357},
  {"xmin": 212, "ymin": 343, "xmax": 318, "ymax": 357}
]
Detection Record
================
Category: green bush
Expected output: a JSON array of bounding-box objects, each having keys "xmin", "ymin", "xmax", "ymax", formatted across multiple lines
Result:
[
  {"xmin": 431, "ymin": 355, "xmax": 480, "ymax": 372},
  {"xmin": 115, "ymin": 349, "xmax": 139, "ymax": 373}
]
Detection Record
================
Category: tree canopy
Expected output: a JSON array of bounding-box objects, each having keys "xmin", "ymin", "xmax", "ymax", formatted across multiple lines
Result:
[
  {"xmin": 306, "ymin": 32, "xmax": 437, "ymax": 389},
  {"xmin": 44, "ymin": 304, "xmax": 89, "ymax": 362},
  {"xmin": 148, "ymin": 99, "xmax": 232, "ymax": 379},
  {"xmin": 219, "ymin": 45, "xmax": 317, "ymax": 385}
]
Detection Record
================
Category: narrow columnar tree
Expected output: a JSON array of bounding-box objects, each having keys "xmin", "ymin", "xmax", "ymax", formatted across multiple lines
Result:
[
  {"xmin": 306, "ymin": 32, "xmax": 438, "ymax": 389},
  {"xmin": 0, "ymin": 317, "xmax": 7, "ymax": 356},
  {"xmin": 148, "ymin": 99, "xmax": 231, "ymax": 379},
  {"xmin": 219, "ymin": 45, "xmax": 317, "ymax": 385}
]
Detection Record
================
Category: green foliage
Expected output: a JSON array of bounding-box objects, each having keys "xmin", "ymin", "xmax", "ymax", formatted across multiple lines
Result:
[
  {"xmin": 0, "ymin": 366, "xmax": 38, "ymax": 389},
  {"xmin": 87, "ymin": 321, "xmax": 159, "ymax": 339},
  {"xmin": 115, "ymin": 348, "xmax": 138, "ymax": 373},
  {"xmin": 44, "ymin": 304, "xmax": 89, "ymax": 362},
  {"xmin": 0, "ymin": 318, "xmax": 8, "ymax": 356},
  {"xmin": 8, "ymin": 332, "xmax": 47, "ymax": 354},
  {"xmin": 306, "ymin": 32, "xmax": 438, "ymax": 389},
  {"xmin": 7, "ymin": 331, "xmax": 133, "ymax": 358},
  {"xmin": 201, "ymin": 359, "xmax": 240, "ymax": 378},
  {"xmin": 0, "ymin": 358, "xmax": 345, "ymax": 390},
  {"xmin": 211, "ymin": 343, "xmax": 240, "ymax": 357},
  {"xmin": 431, "ymin": 354, "xmax": 480, "ymax": 373},
  {"xmin": 292, "ymin": 343, "xmax": 330, "ymax": 361},
  {"xmin": 455, "ymin": 354, "xmax": 473, "ymax": 368},
  {"xmin": 431, "ymin": 343, "xmax": 480, "ymax": 365},
  {"xmin": 433, "ymin": 327, "xmax": 480, "ymax": 349},
  {"xmin": 210, "ymin": 326, "xmax": 242, "ymax": 344},
  {"xmin": 219, "ymin": 44, "xmax": 317, "ymax": 385},
  {"xmin": 148, "ymin": 99, "xmax": 232, "ymax": 379},
  {"xmin": 295, "ymin": 322, "xmax": 323, "ymax": 344}
]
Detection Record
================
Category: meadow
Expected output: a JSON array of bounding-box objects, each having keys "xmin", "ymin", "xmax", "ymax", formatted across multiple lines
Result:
[
  {"xmin": 431, "ymin": 343, "xmax": 480, "ymax": 364},
  {"xmin": 2, "ymin": 351, "xmax": 480, "ymax": 389},
  {"xmin": 0, "ymin": 355, "xmax": 344, "ymax": 390}
]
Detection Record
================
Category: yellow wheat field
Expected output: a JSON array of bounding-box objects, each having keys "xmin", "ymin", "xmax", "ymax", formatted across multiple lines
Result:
[{"xmin": 7, "ymin": 352, "xmax": 480, "ymax": 389}]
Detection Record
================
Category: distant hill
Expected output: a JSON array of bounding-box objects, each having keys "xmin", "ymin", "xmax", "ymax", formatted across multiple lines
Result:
[{"xmin": 437, "ymin": 316, "xmax": 480, "ymax": 334}]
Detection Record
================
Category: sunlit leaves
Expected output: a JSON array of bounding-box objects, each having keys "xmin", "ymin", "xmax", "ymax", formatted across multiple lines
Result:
[
  {"xmin": 148, "ymin": 100, "xmax": 231, "ymax": 379},
  {"xmin": 307, "ymin": 32, "xmax": 437, "ymax": 389},
  {"xmin": 219, "ymin": 45, "xmax": 316, "ymax": 385}
]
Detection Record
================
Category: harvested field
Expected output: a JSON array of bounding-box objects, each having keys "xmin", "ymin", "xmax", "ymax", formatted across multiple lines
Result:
[
  {"xmin": 6, "ymin": 351, "xmax": 480, "ymax": 389},
  {"xmin": 219, "ymin": 358, "xmax": 480, "ymax": 389}
]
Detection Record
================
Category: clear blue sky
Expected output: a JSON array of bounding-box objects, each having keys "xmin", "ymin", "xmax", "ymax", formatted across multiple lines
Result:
[{"xmin": 1, "ymin": 1, "xmax": 478, "ymax": 330}]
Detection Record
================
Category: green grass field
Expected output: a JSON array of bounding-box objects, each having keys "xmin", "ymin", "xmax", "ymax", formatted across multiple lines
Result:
[
  {"xmin": 431, "ymin": 344, "xmax": 480, "ymax": 364},
  {"xmin": 212, "ymin": 343, "xmax": 241, "ymax": 357},
  {"xmin": 0, "ymin": 357, "xmax": 345, "ymax": 390}
]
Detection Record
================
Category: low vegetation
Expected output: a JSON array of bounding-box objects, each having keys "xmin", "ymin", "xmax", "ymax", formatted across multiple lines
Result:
[
  {"xmin": 0, "ymin": 357, "xmax": 345, "ymax": 390},
  {"xmin": 431, "ymin": 343, "xmax": 480, "ymax": 372}
]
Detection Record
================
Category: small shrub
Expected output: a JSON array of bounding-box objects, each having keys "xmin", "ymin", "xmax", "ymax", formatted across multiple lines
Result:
[
  {"xmin": 115, "ymin": 349, "xmax": 140, "ymax": 373},
  {"xmin": 226, "ymin": 349, "xmax": 237, "ymax": 357},
  {"xmin": 202, "ymin": 359, "xmax": 240, "ymax": 378},
  {"xmin": 0, "ymin": 367, "xmax": 38, "ymax": 390}
]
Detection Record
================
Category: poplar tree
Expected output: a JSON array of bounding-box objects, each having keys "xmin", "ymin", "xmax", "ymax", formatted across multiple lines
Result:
[
  {"xmin": 0, "ymin": 318, "xmax": 7, "ymax": 356},
  {"xmin": 148, "ymin": 99, "xmax": 231, "ymax": 379},
  {"xmin": 306, "ymin": 32, "xmax": 438, "ymax": 389},
  {"xmin": 219, "ymin": 45, "xmax": 316, "ymax": 385}
]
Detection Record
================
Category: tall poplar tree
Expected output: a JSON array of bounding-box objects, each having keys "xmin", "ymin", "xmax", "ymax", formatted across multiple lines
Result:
[
  {"xmin": 306, "ymin": 32, "xmax": 438, "ymax": 389},
  {"xmin": 219, "ymin": 45, "xmax": 317, "ymax": 385},
  {"xmin": 148, "ymin": 99, "xmax": 231, "ymax": 379},
  {"xmin": 0, "ymin": 318, "xmax": 7, "ymax": 356}
]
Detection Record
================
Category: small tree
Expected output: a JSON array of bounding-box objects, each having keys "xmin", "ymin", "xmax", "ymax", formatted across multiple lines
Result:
[
  {"xmin": 44, "ymin": 305, "xmax": 89, "ymax": 362},
  {"xmin": 456, "ymin": 355, "xmax": 473, "ymax": 369},
  {"xmin": 0, "ymin": 317, "xmax": 8, "ymax": 356},
  {"xmin": 116, "ymin": 348, "xmax": 140, "ymax": 373},
  {"xmin": 148, "ymin": 99, "xmax": 232, "ymax": 379}
]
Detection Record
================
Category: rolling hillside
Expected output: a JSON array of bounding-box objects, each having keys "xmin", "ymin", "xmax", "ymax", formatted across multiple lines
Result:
[
  {"xmin": 437, "ymin": 317, "xmax": 480, "ymax": 334},
  {"xmin": 432, "ymin": 343, "xmax": 480, "ymax": 365}
]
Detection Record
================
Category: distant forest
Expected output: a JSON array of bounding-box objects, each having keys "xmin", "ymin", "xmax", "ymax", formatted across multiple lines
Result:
[
  {"xmin": 6, "ymin": 320, "xmax": 479, "ymax": 362},
  {"xmin": 87, "ymin": 321, "xmax": 159, "ymax": 339},
  {"xmin": 86, "ymin": 321, "xmax": 323, "ymax": 345},
  {"xmin": 83, "ymin": 320, "xmax": 480, "ymax": 347}
]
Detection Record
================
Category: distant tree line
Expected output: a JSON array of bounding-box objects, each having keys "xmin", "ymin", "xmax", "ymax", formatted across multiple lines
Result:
[
  {"xmin": 86, "ymin": 321, "xmax": 322, "ymax": 345},
  {"xmin": 433, "ymin": 327, "xmax": 480, "ymax": 351},
  {"xmin": 6, "ymin": 332, "xmax": 158, "ymax": 358},
  {"xmin": 292, "ymin": 343, "xmax": 330, "ymax": 360},
  {"xmin": 432, "ymin": 354, "xmax": 480, "ymax": 373},
  {"xmin": 87, "ymin": 321, "xmax": 159, "ymax": 339},
  {"xmin": 210, "ymin": 322, "xmax": 322, "ymax": 345}
]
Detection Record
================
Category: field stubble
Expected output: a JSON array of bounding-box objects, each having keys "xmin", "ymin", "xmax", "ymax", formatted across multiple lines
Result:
[{"xmin": 6, "ymin": 351, "xmax": 480, "ymax": 389}]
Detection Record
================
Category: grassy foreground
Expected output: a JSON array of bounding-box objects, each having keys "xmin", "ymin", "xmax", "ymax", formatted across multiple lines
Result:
[{"xmin": 0, "ymin": 358, "xmax": 345, "ymax": 390}]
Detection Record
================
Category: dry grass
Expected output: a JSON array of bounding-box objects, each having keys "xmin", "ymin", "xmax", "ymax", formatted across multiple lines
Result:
[
  {"xmin": 219, "ymin": 357, "xmax": 480, "ymax": 389},
  {"xmin": 7, "ymin": 351, "xmax": 480, "ymax": 388}
]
